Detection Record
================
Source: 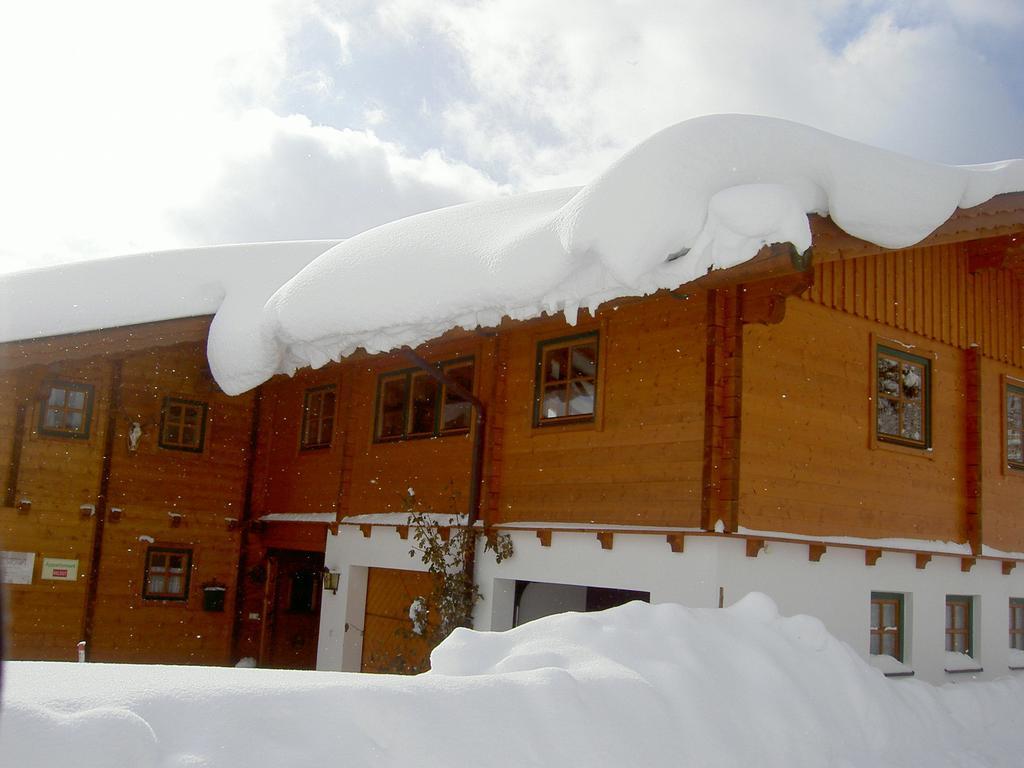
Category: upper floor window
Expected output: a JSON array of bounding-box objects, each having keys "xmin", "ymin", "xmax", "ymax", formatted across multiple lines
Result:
[
  {"xmin": 374, "ymin": 358, "xmax": 475, "ymax": 441},
  {"xmin": 870, "ymin": 592, "xmax": 904, "ymax": 661},
  {"xmin": 159, "ymin": 397, "xmax": 208, "ymax": 452},
  {"xmin": 38, "ymin": 380, "xmax": 94, "ymax": 439},
  {"xmin": 142, "ymin": 547, "xmax": 192, "ymax": 600},
  {"xmin": 535, "ymin": 333, "xmax": 599, "ymax": 426},
  {"xmin": 1006, "ymin": 383, "xmax": 1024, "ymax": 470},
  {"xmin": 875, "ymin": 345, "xmax": 930, "ymax": 449},
  {"xmin": 301, "ymin": 385, "xmax": 336, "ymax": 450}
]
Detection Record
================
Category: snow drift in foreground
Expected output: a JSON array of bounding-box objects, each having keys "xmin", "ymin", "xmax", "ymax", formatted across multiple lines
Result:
[
  {"xmin": 263, "ymin": 115, "xmax": 1024, "ymax": 393},
  {"xmin": 3, "ymin": 594, "xmax": 1023, "ymax": 768}
]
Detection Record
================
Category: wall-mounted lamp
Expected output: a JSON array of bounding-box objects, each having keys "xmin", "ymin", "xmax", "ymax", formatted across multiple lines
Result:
[
  {"xmin": 322, "ymin": 568, "xmax": 341, "ymax": 595},
  {"xmin": 168, "ymin": 511, "xmax": 184, "ymax": 528},
  {"xmin": 109, "ymin": 507, "xmax": 123, "ymax": 523},
  {"xmin": 80, "ymin": 503, "xmax": 96, "ymax": 518},
  {"xmin": 16, "ymin": 498, "xmax": 32, "ymax": 514}
]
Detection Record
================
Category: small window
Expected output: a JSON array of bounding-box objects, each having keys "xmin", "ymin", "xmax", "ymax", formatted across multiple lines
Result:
[
  {"xmin": 870, "ymin": 592, "xmax": 904, "ymax": 661},
  {"xmin": 300, "ymin": 386, "xmax": 336, "ymax": 450},
  {"xmin": 875, "ymin": 345, "xmax": 930, "ymax": 448},
  {"xmin": 374, "ymin": 359, "xmax": 475, "ymax": 441},
  {"xmin": 159, "ymin": 397, "xmax": 208, "ymax": 452},
  {"xmin": 1007, "ymin": 384, "xmax": 1024, "ymax": 470},
  {"xmin": 1011, "ymin": 599, "xmax": 1024, "ymax": 650},
  {"xmin": 143, "ymin": 547, "xmax": 192, "ymax": 600},
  {"xmin": 535, "ymin": 333, "xmax": 599, "ymax": 426},
  {"xmin": 38, "ymin": 381, "xmax": 94, "ymax": 439},
  {"xmin": 946, "ymin": 595, "xmax": 973, "ymax": 656}
]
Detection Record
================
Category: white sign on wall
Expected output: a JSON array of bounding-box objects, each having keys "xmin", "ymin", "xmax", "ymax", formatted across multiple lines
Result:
[
  {"xmin": 1, "ymin": 551, "xmax": 36, "ymax": 584},
  {"xmin": 41, "ymin": 558, "xmax": 79, "ymax": 581}
]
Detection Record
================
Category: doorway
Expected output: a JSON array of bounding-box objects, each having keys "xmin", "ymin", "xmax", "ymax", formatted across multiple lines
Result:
[{"xmin": 260, "ymin": 549, "xmax": 325, "ymax": 669}]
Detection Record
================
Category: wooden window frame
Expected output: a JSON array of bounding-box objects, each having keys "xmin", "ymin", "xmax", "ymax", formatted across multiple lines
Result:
[
  {"xmin": 300, "ymin": 385, "xmax": 337, "ymax": 451},
  {"xmin": 871, "ymin": 340, "xmax": 932, "ymax": 452},
  {"xmin": 373, "ymin": 357, "xmax": 475, "ymax": 442},
  {"xmin": 1010, "ymin": 598, "xmax": 1024, "ymax": 653},
  {"xmin": 142, "ymin": 546, "xmax": 193, "ymax": 601},
  {"xmin": 37, "ymin": 380, "xmax": 94, "ymax": 440},
  {"xmin": 945, "ymin": 594, "xmax": 973, "ymax": 657},
  {"xmin": 533, "ymin": 331, "xmax": 600, "ymax": 428},
  {"xmin": 870, "ymin": 591, "xmax": 905, "ymax": 662},
  {"xmin": 1004, "ymin": 377, "xmax": 1024, "ymax": 474},
  {"xmin": 158, "ymin": 397, "xmax": 208, "ymax": 453}
]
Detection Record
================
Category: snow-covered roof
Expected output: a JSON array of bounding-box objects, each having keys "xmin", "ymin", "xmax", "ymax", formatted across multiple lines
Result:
[
  {"xmin": 0, "ymin": 240, "xmax": 338, "ymax": 392},
  {"xmin": 2, "ymin": 115, "xmax": 1022, "ymax": 396}
]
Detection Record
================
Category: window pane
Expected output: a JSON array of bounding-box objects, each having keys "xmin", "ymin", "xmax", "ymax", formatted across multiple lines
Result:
[
  {"xmin": 877, "ymin": 398, "xmax": 899, "ymax": 437},
  {"xmin": 166, "ymin": 426, "xmax": 180, "ymax": 443},
  {"xmin": 169, "ymin": 405, "xmax": 182, "ymax": 421},
  {"xmin": 66, "ymin": 411, "xmax": 83, "ymax": 431},
  {"xmin": 148, "ymin": 574, "xmax": 166, "ymax": 593},
  {"xmin": 901, "ymin": 363, "xmax": 922, "ymax": 400},
  {"xmin": 48, "ymin": 387, "xmax": 66, "ymax": 406},
  {"xmin": 409, "ymin": 374, "xmax": 437, "ymax": 435},
  {"xmin": 870, "ymin": 603, "xmax": 880, "ymax": 629},
  {"xmin": 1009, "ymin": 391, "xmax": 1023, "ymax": 464},
  {"xmin": 182, "ymin": 426, "xmax": 196, "ymax": 445},
  {"xmin": 44, "ymin": 408, "xmax": 63, "ymax": 428},
  {"xmin": 543, "ymin": 347, "xmax": 569, "ymax": 384},
  {"xmin": 568, "ymin": 380, "xmax": 595, "ymax": 416},
  {"xmin": 541, "ymin": 386, "xmax": 568, "ymax": 420},
  {"xmin": 877, "ymin": 358, "xmax": 899, "ymax": 396},
  {"xmin": 166, "ymin": 574, "xmax": 183, "ymax": 594},
  {"xmin": 380, "ymin": 377, "xmax": 407, "ymax": 438},
  {"xmin": 320, "ymin": 416, "xmax": 334, "ymax": 444},
  {"xmin": 882, "ymin": 603, "xmax": 896, "ymax": 627},
  {"xmin": 882, "ymin": 634, "xmax": 897, "ymax": 657},
  {"xmin": 67, "ymin": 390, "xmax": 86, "ymax": 409},
  {"xmin": 442, "ymin": 364, "xmax": 474, "ymax": 432},
  {"xmin": 183, "ymin": 406, "xmax": 200, "ymax": 426},
  {"xmin": 570, "ymin": 343, "xmax": 597, "ymax": 378},
  {"xmin": 901, "ymin": 402, "xmax": 922, "ymax": 442},
  {"xmin": 870, "ymin": 634, "xmax": 880, "ymax": 654}
]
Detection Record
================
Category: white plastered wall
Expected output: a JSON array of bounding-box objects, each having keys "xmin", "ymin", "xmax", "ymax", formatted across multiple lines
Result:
[{"xmin": 319, "ymin": 526, "xmax": 1024, "ymax": 684}]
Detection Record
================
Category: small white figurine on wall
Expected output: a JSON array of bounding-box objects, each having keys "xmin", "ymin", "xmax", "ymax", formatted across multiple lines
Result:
[{"xmin": 127, "ymin": 421, "xmax": 143, "ymax": 453}]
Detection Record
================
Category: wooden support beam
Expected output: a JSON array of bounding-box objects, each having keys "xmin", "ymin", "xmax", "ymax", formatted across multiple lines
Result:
[
  {"xmin": 396, "ymin": 525, "xmax": 409, "ymax": 540},
  {"xmin": 597, "ymin": 531, "xmax": 614, "ymax": 550},
  {"xmin": 359, "ymin": 524, "xmax": 372, "ymax": 539},
  {"xmin": 536, "ymin": 529, "xmax": 552, "ymax": 547},
  {"xmin": 964, "ymin": 347, "xmax": 983, "ymax": 556},
  {"xmin": 808, "ymin": 544, "xmax": 826, "ymax": 562},
  {"xmin": 865, "ymin": 549, "xmax": 882, "ymax": 567},
  {"xmin": 961, "ymin": 557, "xmax": 976, "ymax": 573},
  {"xmin": 1003, "ymin": 561, "xmax": 1017, "ymax": 576},
  {"xmin": 915, "ymin": 553, "xmax": 932, "ymax": 570},
  {"xmin": 666, "ymin": 533, "xmax": 685, "ymax": 553},
  {"xmin": 745, "ymin": 538, "xmax": 765, "ymax": 558},
  {"xmin": 328, "ymin": 522, "xmax": 338, "ymax": 537}
]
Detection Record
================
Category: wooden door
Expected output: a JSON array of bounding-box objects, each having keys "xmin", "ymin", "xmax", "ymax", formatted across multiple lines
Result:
[
  {"xmin": 262, "ymin": 550, "xmax": 324, "ymax": 669},
  {"xmin": 360, "ymin": 567, "xmax": 437, "ymax": 674}
]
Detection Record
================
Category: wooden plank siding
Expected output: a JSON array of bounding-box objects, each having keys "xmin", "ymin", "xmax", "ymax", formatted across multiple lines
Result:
[{"xmin": 741, "ymin": 242, "xmax": 1023, "ymax": 544}]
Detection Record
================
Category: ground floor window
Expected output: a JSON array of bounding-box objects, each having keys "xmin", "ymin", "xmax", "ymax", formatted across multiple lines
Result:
[
  {"xmin": 143, "ymin": 547, "xmax": 192, "ymax": 600},
  {"xmin": 512, "ymin": 580, "xmax": 649, "ymax": 627},
  {"xmin": 946, "ymin": 595, "xmax": 973, "ymax": 656},
  {"xmin": 870, "ymin": 592, "xmax": 904, "ymax": 661},
  {"xmin": 1010, "ymin": 598, "xmax": 1024, "ymax": 650}
]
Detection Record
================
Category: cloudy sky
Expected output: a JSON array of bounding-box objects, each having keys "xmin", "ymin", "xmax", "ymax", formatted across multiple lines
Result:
[{"xmin": 1, "ymin": 0, "xmax": 1022, "ymax": 273}]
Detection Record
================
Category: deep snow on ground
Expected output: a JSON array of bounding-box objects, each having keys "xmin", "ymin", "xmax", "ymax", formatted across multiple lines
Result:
[{"xmin": 2, "ymin": 594, "xmax": 1023, "ymax": 767}]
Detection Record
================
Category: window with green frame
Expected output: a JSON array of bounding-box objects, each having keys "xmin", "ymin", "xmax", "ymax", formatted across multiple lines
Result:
[
  {"xmin": 870, "ymin": 592, "xmax": 904, "ymax": 661},
  {"xmin": 875, "ymin": 345, "xmax": 930, "ymax": 448},
  {"xmin": 534, "ymin": 332, "xmax": 599, "ymax": 426},
  {"xmin": 946, "ymin": 595, "xmax": 973, "ymax": 656},
  {"xmin": 1006, "ymin": 383, "xmax": 1024, "ymax": 470},
  {"xmin": 374, "ymin": 358, "xmax": 474, "ymax": 441}
]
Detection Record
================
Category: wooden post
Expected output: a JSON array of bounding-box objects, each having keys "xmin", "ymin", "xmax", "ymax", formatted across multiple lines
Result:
[{"xmin": 964, "ymin": 346, "xmax": 983, "ymax": 556}]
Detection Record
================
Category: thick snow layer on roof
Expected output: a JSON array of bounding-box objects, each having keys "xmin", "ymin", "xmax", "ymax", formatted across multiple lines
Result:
[
  {"xmin": 4, "ymin": 595, "xmax": 1024, "ymax": 767},
  {"xmin": 0, "ymin": 241, "xmax": 337, "ymax": 394},
  {"xmin": 263, "ymin": 115, "xmax": 1024, "ymax": 390}
]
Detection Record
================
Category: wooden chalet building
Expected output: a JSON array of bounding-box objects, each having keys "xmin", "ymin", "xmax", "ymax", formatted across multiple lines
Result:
[{"xmin": 2, "ymin": 121, "xmax": 1024, "ymax": 684}]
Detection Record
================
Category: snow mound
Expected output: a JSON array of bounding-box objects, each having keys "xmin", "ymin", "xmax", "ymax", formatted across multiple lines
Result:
[
  {"xmin": 263, "ymin": 115, "xmax": 1024, "ymax": 389},
  {"xmin": 4, "ymin": 594, "xmax": 1024, "ymax": 767}
]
